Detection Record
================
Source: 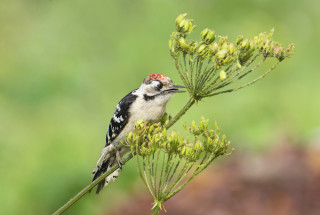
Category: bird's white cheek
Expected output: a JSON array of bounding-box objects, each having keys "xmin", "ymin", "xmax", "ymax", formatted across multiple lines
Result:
[{"xmin": 156, "ymin": 94, "xmax": 174, "ymax": 105}]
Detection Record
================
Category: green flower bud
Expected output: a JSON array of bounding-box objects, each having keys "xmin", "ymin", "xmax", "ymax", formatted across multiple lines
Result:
[
  {"xmin": 127, "ymin": 132, "xmax": 133, "ymax": 140},
  {"xmin": 259, "ymin": 32, "xmax": 266, "ymax": 42},
  {"xmin": 209, "ymin": 43, "xmax": 219, "ymax": 55},
  {"xmin": 285, "ymin": 43, "xmax": 295, "ymax": 57},
  {"xmin": 201, "ymin": 28, "xmax": 216, "ymax": 44},
  {"xmin": 200, "ymin": 28, "xmax": 209, "ymax": 39},
  {"xmin": 175, "ymin": 13, "xmax": 195, "ymax": 34},
  {"xmin": 241, "ymin": 39, "xmax": 250, "ymax": 50},
  {"xmin": 249, "ymin": 41, "xmax": 255, "ymax": 50},
  {"xmin": 197, "ymin": 44, "xmax": 207, "ymax": 56},
  {"xmin": 149, "ymin": 125, "xmax": 155, "ymax": 132},
  {"xmin": 181, "ymin": 145, "xmax": 186, "ymax": 155},
  {"xmin": 216, "ymin": 49, "xmax": 228, "ymax": 59},
  {"xmin": 180, "ymin": 19, "xmax": 188, "ymax": 30},
  {"xmin": 274, "ymin": 46, "xmax": 285, "ymax": 61},
  {"xmin": 262, "ymin": 39, "xmax": 271, "ymax": 49},
  {"xmin": 162, "ymin": 129, "xmax": 167, "ymax": 137},
  {"xmin": 187, "ymin": 21, "xmax": 196, "ymax": 33},
  {"xmin": 218, "ymin": 36, "xmax": 228, "ymax": 45},
  {"xmin": 189, "ymin": 41, "xmax": 198, "ymax": 54},
  {"xmin": 235, "ymin": 35, "xmax": 244, "ymax": 45},
  {"xmin": 237, "ymin": 60, "xmax": 242, "ymax": 69},
  {"xmin": 175, "ymin": 13, "xmax": 187, "ymax": 32},
  {"xmin": 220, "ymin": 70, "xmax": 227, "ymax": 80},
  {"xmin": 185, "ymin": 147, "xmax": 191, "ymax": 156},
  {"xmin": 194, "ymin": 140, "xmax": 202, "ymax": 150},
  {"xmin": 175, "ymin": 13, "xmax": 187, "ymax": 26},
  {"xmin": 229, "ymin": 43, "xmax": 236, "ymax": 54},
  {"xmin": 222, "ymin": 56, "xmax": 234, "ymax": 65},
  {"xmin": 179, "ymin": 37, "xmax": 190, "ymax": 52}
]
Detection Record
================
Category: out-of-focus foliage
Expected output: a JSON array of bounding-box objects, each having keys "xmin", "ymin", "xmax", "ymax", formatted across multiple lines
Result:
[{"xmin": 0, "ymin": 0, "xmax": 319, "ymax": 215}]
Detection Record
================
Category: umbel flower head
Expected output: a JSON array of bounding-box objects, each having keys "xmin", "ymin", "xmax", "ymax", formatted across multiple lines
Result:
[
  {"xmin": 125, "ymin": 117, "xmax": 232, "ymax": 210},
  {"xmin": 169, "ymin": 14, "xmax": 295, "ymax": 101}
]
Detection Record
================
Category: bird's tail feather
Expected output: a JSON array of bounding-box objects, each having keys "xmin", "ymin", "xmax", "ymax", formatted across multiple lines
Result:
[{"xmin": 92, "ymin": 146, "xmax": 120, "ymax": 194}]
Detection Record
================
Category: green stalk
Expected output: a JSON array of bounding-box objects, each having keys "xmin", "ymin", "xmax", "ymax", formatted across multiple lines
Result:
[
  {"xmin": 207, "ymin": 61, "xmax": 280, "ymax": 97},
  {"xmin": 52, "ymin": 153, "xmax": 133, "ymax": 215},
  {"xmin": 135, "ymin": 145, "xmax": 155, "ymax": 199},
  {"xmin": 157, "ymin": 152, "xmax": 167, "ymax": 199},
  {"xmin": 154, "ymin": 150, "xmax": 161, "ymax": 195},
  {"xmin": 142, "ymin": 156, "xmax": 156, "ymax": 199},
  {"xmin": 183, "ymin": 54, "xmax": 192, "ymax": 89},
  {"xmin": 147, "ymin": 155, "xmax": 156, "ymax": 195},
  {"xmin": 203, "ymin": 54, "xmax": 260, "ymax": 93},
  {"xmin": 165, "ymin": 98, "xmax": 195, "ymax": 129},
  {"xmin": 164, "ymin": 160, "xmax": 190, "ymax": 196},
  {"xmin": 162, "ymin": 154, "xmax": 177, "ymax": 191},
  {"xmin": 205, "ymin": 56, "xmax": 265, "ymax": 94},
  {"xmin": 166, "ymin": 159, "xmax": 181, "ymax": 187},
  {"xmin": 164, "ymin": 154, "xmax": 218, "ymax": 201},
  {"xmin": 188, "ymin": 55, "xmax": 195, "ymax": 90},
  {"xmin": 175, "ymin": 56, "xmax": 192, "ymax": 93},
  {"xmin": 152, "ymin": 204, "xmax": 160, "ymax": 215}
]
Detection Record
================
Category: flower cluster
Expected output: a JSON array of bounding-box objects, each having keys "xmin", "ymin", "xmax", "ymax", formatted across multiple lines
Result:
[
  {"xmin": 125, "ymin": 118, "xmax": 231, "ymax": 210},
  {"xmin": 169, "ymin": 14, "xmax": 295, "ymax": 100},
  {"xmin": 126, "ymin": 118, "xmax": 229, "ymax": 162}
]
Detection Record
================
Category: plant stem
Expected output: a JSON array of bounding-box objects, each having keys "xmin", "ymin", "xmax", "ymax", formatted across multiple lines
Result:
[
  {"xmin": 52, "ymin": 153, "xmax": 133, "ymax": 215},
  {"xmin": 165, "ymin": 98, "xmax": 195, "ymax": 129},
  {"xmin": 152, "ymin": 205, "xmax": 160, "ymax": 215},
  {"xmin": 164, "ymin": 155, "xmax": 217, "ymax": 201},
  {"xmin": 207, "ymin": 61, "xmax": 280, "ymax": 97}
]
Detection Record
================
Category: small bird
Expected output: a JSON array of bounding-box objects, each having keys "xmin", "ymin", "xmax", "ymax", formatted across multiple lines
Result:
[{"xmin": 92, "ymin": 74, "xmax": 185, "ymax": 193}]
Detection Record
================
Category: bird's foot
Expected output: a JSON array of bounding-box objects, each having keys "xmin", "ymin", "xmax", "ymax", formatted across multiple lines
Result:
[{"xmin": 116, "ymin": 150, "xmax": 123, "ymax": 170}]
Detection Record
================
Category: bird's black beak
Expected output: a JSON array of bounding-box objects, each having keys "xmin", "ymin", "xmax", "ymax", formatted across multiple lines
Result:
[
  {"xmin": 171, "ymin": 85, "xmax": 186, "ymax": 93},
  {"xmin": 162, "ymin": 85, "xmax": 186, "ymax": 94}
]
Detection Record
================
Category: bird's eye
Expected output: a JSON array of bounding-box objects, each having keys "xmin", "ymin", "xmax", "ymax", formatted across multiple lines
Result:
[{"xmin": 156, "ymin": 82, "xmax": 163, "ymax": 90}]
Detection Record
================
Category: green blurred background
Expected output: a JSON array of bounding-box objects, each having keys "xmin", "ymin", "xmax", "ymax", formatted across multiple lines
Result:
[{"xmin": 0, "ymin": 0, "xmax": 319, "ymax": 214}]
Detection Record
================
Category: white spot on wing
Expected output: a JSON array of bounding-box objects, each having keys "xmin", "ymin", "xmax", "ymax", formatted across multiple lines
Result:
[
  {"xmin": 116, "ymin": 104, "xmax": 121, "ymax": 111},
  {"xmin": 113, "ymin": 114, "xmax": 124, "ymax": 123}
]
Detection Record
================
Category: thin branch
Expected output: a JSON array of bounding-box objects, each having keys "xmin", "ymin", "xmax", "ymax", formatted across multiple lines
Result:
[
  {"xmin": 206, "ymin": 61, "xmax": 280, "ymax": 97},
  {"xmin": 52, "ymin": 153, "xmax": 133, "ymax": 215}
]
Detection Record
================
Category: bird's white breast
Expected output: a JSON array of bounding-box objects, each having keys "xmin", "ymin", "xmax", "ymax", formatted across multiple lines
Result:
[
  {"xmin": 111, "ymin": 96, "xmax": 168, "ymax": 148},
  {"xmin": 130, "ymin": 96, "xmax": 167, "ymax": 122}
]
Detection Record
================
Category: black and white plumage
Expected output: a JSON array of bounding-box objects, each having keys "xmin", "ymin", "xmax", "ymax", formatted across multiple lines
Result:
[
  {"xmin": 92, "ymin": 74, "xmax": 184, "ymax": 194},
  {"xmin": 106, "ymin": 92, "xmax": 138, "ymax": 145}
]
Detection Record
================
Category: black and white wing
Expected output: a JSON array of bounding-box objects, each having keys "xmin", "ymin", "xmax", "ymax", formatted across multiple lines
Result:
[{"xmin": 105, "ymin": 90, "xmax": 138, "ymax": 146}]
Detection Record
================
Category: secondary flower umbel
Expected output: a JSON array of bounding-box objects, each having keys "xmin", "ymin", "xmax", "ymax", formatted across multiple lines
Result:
[{"xmin": 125, "ymin": 117, "xmax": 231, "ymax": 210}]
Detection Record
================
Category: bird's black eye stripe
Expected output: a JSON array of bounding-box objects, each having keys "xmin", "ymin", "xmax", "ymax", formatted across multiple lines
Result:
[{"xmin": 156, "ymin": 81, "xmax": 163, "ymax": 90}]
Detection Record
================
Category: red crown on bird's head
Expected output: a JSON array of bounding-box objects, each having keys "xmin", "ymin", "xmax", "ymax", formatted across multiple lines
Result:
[{"xmin": 148, "ymin": 74, "xmax": 167, "ymax": 81}]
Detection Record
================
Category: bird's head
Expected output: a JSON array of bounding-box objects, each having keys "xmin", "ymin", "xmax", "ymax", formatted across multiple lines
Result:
[{"xmin": 136, "ymin": 74, "xmax": 185, "ymax": 103}]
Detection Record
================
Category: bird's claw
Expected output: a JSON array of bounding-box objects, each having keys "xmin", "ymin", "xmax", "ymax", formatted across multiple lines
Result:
[{"xmin": 116, "ymin": 150, "xmax": 123, "ymax": 170}]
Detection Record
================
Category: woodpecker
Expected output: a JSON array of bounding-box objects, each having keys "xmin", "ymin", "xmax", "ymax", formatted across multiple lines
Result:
[{"xmin": 92, "ymin": 74, "xmax": 185, "ymax": 193}]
